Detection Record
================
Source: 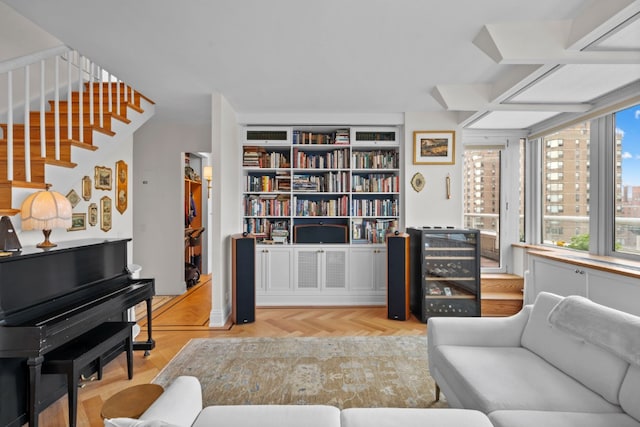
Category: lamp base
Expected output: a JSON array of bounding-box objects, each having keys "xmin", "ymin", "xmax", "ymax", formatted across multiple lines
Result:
[{"xmin": 37, "ymin": 229, "xmax": 57, "ymax": 248}]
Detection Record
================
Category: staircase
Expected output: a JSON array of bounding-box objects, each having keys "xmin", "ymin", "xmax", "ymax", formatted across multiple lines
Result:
[
  {"xmin": 0, "ymin": 49, "xmax": 153, "ymax": 216},
  {"xmin": 481, "ymin": 273, "xmax": 524, "ymax": 316}
]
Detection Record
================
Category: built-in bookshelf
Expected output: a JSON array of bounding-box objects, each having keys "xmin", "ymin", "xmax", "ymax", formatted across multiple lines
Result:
[{"xmin": 241, "ymin": 126, "xmax": 401, "ymax": 245}]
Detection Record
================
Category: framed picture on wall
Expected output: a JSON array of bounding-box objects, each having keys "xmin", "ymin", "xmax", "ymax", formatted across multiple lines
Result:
[
  {"xmin": 100, "ymin": 196, "xmax": 112, "ymax": 232},
  {"xmin": 95, "ymin": 166, "xmax": 112, "ymax": 190},
  {"xmin": 116, "ymin": 160, "xmax": 128, "ymax": 214},
  {"xmin": 413, "ymin": 130, "xmax": 455, "ymax": 165},
  {"xmin": 82, "ymin": 176, "xmax": 92, "ymax": 201},
  {"xmin": 88, "ymin": 203, "xmax": 98, "ymax": 226},
  {"xmin": 68, "ymin": 213, "xmax": 86, "ymax": 231}
]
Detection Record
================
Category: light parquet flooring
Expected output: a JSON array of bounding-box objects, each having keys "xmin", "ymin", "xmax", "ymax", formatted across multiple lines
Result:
[{"xmin": 38, "ymin": 276, "xmax": 426, "ymax": 427}]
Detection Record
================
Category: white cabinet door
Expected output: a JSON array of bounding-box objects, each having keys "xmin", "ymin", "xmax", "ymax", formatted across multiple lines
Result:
[
  {"xmin": 527, "ymin": 256, "xmax": 587, "ymax": 302},
  {"xmin": 373, "ymin": 247, "xmax": 387, "ymax": 291},
  {"xmin": 256, "ymin": 247, "xmax": 293, "ymax": 294},
  {"xmin": 587, "ymin": 268, "xmax": 640, "ymax": 316},
  {"xmin": 323, "ymin": 248, "xmax": 348, "ymax": 291},
  {"xmin": 295, "ymin": 247, "xmax": 322, "ymax": 291},
  {"xmin": 349, "ymin": 247, "xmax": 386, "ymax": 291}
]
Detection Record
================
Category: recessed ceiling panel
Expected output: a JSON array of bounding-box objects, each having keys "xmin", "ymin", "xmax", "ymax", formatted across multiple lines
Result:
[
  {"xmin": 589, "ymin": 16, "xmax": 640, "ymax": 51},
  {"xmin": 468, "ymin": 111, "xmax": 560, "ymax": 129},
  {"xmin": 510, "ymin": 64, "xmax": 640, "ymax": 103}
]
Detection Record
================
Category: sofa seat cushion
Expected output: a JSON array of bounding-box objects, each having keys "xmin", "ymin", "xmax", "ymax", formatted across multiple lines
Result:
[
  {"xmin": 192, "ymin": 405, "xmax": 340, "ymax": 427},
  {"xmin": 433, "ymin": 345, "xmax": 622, "ymax": 414},
  {"xmin": 341, "ymin": 408, "xmax": 493, "ymax": 427},
  {"xmin": 489, "ymin": 410, "xmax": 640, "ymax": 427}
]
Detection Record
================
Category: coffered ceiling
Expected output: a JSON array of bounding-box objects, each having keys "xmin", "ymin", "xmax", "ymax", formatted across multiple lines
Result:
[{"xmin": 3, "ymin": 0, "xmax": 640, "ymax": 131}]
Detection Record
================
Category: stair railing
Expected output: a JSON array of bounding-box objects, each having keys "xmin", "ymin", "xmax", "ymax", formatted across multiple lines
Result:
[{"xmin": 1, "ymin": 47, "xmax": 136, "ymax": 183}]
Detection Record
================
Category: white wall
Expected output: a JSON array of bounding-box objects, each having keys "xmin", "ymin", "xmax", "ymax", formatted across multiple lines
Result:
[
  {"xmin": 133, "ymin": 117, "xmax": 211, "ymax": 295},
  {"xmin": 403, "ymin": 111, "xmax": 463, "ymax": 229},
  {"xmin": 209, "ymin": 93, "xmax": 241, "ymax": 326},
  {"xmin": 12, "ymin": 133, "xmax": 135, "ymax": 253}
]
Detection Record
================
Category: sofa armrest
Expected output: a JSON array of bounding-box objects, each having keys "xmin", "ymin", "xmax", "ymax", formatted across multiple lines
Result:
[
  {"xmin": 140, "ymin": 376, "xmax": 203, "ymax": 427},
  {"xmin": 428, "ymin": 305, "xmax": 531, "ymax": 349}
]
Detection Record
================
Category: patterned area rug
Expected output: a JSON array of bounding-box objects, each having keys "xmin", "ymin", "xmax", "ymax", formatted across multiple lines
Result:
[{"xmin": 153, "ymin": 336, "xmax": 447, "ymax": 409}]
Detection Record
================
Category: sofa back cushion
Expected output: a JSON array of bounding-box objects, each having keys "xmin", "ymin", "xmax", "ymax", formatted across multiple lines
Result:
[
  {"xmin": 521, "ymin": 292, "xmax": 629, "ymax": 405},
  {"xmin": 620, "ymin": 366, "xmax": 640, "ymax": 422}
]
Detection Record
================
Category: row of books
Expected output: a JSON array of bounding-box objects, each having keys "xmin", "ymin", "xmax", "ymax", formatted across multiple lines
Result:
[
  {"xmin": 293, "ymin": 195, "xmax": 349, "ymax": 217},
  {"xmin": 351, "ymin": 219, "xmax": 397, "ymax": 244},
  {"xmin": 244, "ymin": 195, "xmax": 291, "ymax": 216},
  {"xmin": 293, "ymin": 148, "xmax": 350, "ymax": 169},
  {"xmin": 351, "ymin": 199, "xmax": 398, "ymax": 217},
  {"xmin": 243, "ymin": 147, "xmax": 290, "ymax": 168},
  {"xmin": 292, "ymin": 172, "xmax": 349, "ymax": 192},
  {"xmin": 352, "ymin": 174, "xmax": 399, "ymax": 193},
  {"xmin": 351, "ymin": 150, "xmax": 399, "ymax": 169},
  {"xmin": 243, "ymin": 218, "xmax": 290, "ymax": 242},
  {"xmin": 292, "ymin": 129, "xmax": 350, "ymax": 145},
  {"xmin": 245, "ymin": 173, "xmax": 292, "ymax": 192}
]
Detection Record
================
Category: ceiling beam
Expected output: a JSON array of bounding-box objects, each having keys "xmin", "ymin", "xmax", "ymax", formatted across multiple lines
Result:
[
  {"xmin": 432, "ymin": 84, "xmax": 591, "ymax": 112},
  {"xmin": 473, "ymin": 20, "xmax": 640, "ymax": 65}
]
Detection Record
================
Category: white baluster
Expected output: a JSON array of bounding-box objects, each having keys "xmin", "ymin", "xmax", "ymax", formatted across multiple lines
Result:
[
  {"xmin": 78, "ymin": 53, "xmax": 84, "ymax": 143},
  {"xmin": 116, "ymin": 78, "xmax": 121, "ymax": 116},
  {"xmin": 40, "ymin": 59, "xmax": 46, "ymax": 158},
  {"xmin": 24, "ymin": 65, "xmax": 31, "ymax": 182},
  {"xmin": 98, "ymin": 65, "xmax": 104, "ymax": 128},
  {"xmin": 67, "ymin": 52, "xmax": 72, "ymax": 140},
  {"xmin": 89, "ymin": 61, "xmax": 94, "ymax": 126},
  {"xmin": 7, "ymin": 70, "xmax": 13, "ymax": 181},
  {"xmin": 55, "ymin": 55, "xmax": 61, "ymax": 160},
  {"xmin": 107, "ymin": 71, "xmax": 112, "ymax": 114}
]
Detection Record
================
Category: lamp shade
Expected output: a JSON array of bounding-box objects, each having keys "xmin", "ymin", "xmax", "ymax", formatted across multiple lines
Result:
[
  {"xmin": 203, "ymin": 165, "xmax": 213, "ymax": 181},
  {"xmin": 21, "ymin": 190, "xmax": 72, "ymax": 231}
]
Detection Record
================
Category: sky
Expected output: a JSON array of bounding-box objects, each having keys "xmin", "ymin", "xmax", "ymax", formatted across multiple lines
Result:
[{"xmin": 617, "ymin": 104, "xmax": 640, "ymax": 187}]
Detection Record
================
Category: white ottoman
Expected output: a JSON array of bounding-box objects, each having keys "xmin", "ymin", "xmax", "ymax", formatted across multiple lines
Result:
[
  {"xmin": 193, "ymin": 405, "xmax": 341, "ymax": 427},
  {"xmin": 341, "ymin": 408, "xmax": 494, "ymax": 427}
]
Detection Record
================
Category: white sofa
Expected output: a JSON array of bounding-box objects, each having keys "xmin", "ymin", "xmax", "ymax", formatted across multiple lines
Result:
[
  {"xmin": 104, "ymin": 375, "xmax": 493, "ymax": 427},
  {"xmin": 428, "ymin": 291, "xmax": 640, "ymax": 427}
]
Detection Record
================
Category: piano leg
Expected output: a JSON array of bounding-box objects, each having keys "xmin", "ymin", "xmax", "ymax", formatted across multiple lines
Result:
[
  {"xmin": 27, "ymin": 355, "xmax": 44, "ymax": 427},
  {"xmin": 133, "ymin": 297, "xmax": 155, "ymax": 356}
]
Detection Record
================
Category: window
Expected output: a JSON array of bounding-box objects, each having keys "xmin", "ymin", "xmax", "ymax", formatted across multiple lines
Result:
[
  {"xmin": 464, "ymin": 148, "xmax": 501, "ymax": 268},
  {"xmin": 541, "ymin": 122, "xmax": 590, "ymax": 248},
  {"xmin": 614, "ymin": 104, "xmax": 640, "ymax": 256}
]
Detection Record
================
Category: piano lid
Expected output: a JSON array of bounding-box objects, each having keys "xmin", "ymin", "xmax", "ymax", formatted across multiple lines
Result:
[{"xmin": 0, "ymin": 238, "xmax": 133, "ymax": 324}]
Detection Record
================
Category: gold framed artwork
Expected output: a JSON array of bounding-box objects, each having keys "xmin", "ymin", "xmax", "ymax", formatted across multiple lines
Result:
[
  {"xmin": 82, "ymin": 176, "xmax": 92, "ymax": 201},
  {"xmin": 88, "ymin": 203, "xmax": 98, "ymax": 226},
  {"xmin": 116, "ymin": 160, "xmax": 128, "ymax": 214},
  {"xmin": 410, "ymin": 172, "xmax": 425, "ymax": 192},
  {"xmin": 68, "ymin": 213, "xmax": 86, "ymax": 231},
  {"xmin": 95, "ymin": 165, "xmax": 112, "ymax": 190},
  {"xmin": 413, "ymin": 130, "xmax": 455, "ymax": 165},
  {"xmin": 100, "ymin": 196, "xmax": 112, "ymax": 232},
  {"xmin": 66, "ymin": 189, "xmax": 81, "ymax": 208}
]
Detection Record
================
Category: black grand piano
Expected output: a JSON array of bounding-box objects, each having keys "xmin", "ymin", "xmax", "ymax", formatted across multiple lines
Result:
[{"xmin": 0, "ymin": 238, "xmax": 155, "ymax": 427}]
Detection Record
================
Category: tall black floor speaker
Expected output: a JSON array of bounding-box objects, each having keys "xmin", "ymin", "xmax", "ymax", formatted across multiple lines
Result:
[
  {"xmin": 386, "ymin": 232, "xmax": 411, "ymax": 321},
  {"xmin": 231, "ymin": 233, "xmax": 256, "ymax": 324}
]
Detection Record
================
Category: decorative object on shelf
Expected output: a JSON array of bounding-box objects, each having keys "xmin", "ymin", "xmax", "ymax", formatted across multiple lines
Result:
[
  {"xmin": 82, "ymin": 176, "xmax": 92, "ymax": 201},
  {"xmin": 66, "ymin": 189, "xmax": 81, "ymax": 208},
  {"xmin": 20, "ymin": 185, "xmax": 72, "ymax": 248},
  {"xmin": 446, "ymin": 173, "xmax": 452, "ymax": 199},
  {"xmin": 68, "ymin": 213, "xmax": 86, "ymax": 231},
  {"xmin": 411, "ymin": 172, "xmax": 425, "ymax": 192},
  {"xmin": 95, "ymin": 165, "xmax": 112, "ymax": 190},
  {"xmin": 88, "ymin": 203, "xmax": 98, "ymax": 226},
  {"xmin": 0, "ymin": 216, "xmax": 21, "ymax": 251},
  {"xmin": 100, "ymin": 196, "xmax": 112, "ymax": 232},
  {"xmin": 185, "ymin": 165, "xmax": 196, "ymax": 181},
  {"xmin": 203, "ymin": 165, "xmax": 212, "ymax": 199},
  {"xmin": 413, "ymin": 130, "xmax": 455, "ymax": 165},
  {"xmin": 116, "ymin": 160, "xmax": 128, "ymax": 214}
]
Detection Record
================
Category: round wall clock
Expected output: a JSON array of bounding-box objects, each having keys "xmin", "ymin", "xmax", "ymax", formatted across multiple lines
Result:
[{"xmin": 411, "ymin": 172, "xmax": 425, "ymax": 192}]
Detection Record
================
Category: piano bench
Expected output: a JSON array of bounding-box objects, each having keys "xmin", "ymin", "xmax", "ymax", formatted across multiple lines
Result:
[{"xmin": 42, "ymin": 321, "xmax": 135, "ymax": 427}]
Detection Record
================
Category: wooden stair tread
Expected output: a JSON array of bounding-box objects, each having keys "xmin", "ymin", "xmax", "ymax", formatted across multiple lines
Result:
[
  {"xmin": 0, "ymin": 208, "xmax": 20, "ymax": 216},
  {"xmin": 481, "ymin": 291, "xmax": 524, "ymax": 300},
  {"xmin": 45, "ymin": 159, "xmax": 77, "ymax": 168}
]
